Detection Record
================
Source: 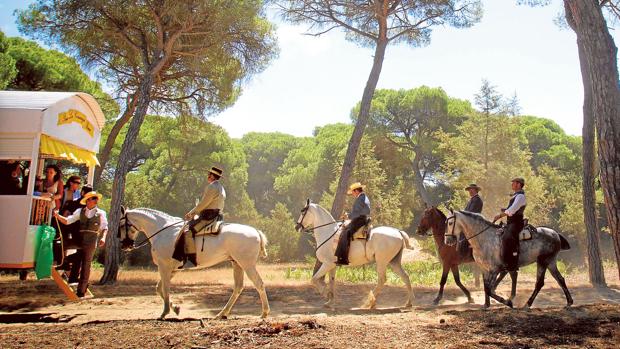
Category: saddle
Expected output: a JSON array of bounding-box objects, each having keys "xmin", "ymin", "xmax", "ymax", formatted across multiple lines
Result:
[
  {"xmin": 193, "ymin": 215, "xmax": 225, "ymax": 236},
  {"xmin": 496, "ymin": 221, "xmax": 536, "ymax": 241},
  {"xmin": 352, "ymin": 217, "xmax": 372, "ymax": 240}
]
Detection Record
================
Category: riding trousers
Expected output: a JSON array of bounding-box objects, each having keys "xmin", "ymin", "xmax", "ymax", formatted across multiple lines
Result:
[
  {"xmin": 503, "ymin": 216, "xmax": 524, "ymax": 272},
  {"xmin": 335, "ymin": 215, "xmax": 367, "ymax": 263}
]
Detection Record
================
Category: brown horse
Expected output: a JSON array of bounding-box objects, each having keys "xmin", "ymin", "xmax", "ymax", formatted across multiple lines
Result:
[{"xmin": 416, "ymin": 207, "xmax": 497, "ymax": 305}]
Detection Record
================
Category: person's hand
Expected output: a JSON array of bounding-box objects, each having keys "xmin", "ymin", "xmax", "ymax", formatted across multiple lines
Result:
[
  {"xmin": 98, "ymin": 238, "xmax": 106, "ymax": 248},
  {"xmin": 184, "ymin": 213, "xmax": 192, "ymax": 221},
  {"xmin": 53, "ymin": 210, "xmax": 60, "ymax": 217}
]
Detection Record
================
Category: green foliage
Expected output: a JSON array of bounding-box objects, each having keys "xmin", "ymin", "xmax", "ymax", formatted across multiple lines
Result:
[
  {"xmin": 0, "ymin": 31, "xmax": 118, "ymax": 118},
  {"xmin": 0, "ymin": 31, "xmax": 17, "ymax": 89},
  {"xmin": 258, "ymin": 203, "xmax": 301, "ymax": 262}
]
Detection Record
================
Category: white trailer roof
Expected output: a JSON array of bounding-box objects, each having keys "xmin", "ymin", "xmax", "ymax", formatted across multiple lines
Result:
[
  {"xmin": 0, "ymin": 91, "xmax": 105, "ymax": 128},
  {"xmin": 0, "ymin": 91, "xmax": 106, "ymax": 155}
]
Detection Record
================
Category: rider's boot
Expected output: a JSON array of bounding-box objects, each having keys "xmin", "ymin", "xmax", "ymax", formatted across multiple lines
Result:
[{"xmin": 183, "ymin": 229, "xmax": 198, "ymax": 267}]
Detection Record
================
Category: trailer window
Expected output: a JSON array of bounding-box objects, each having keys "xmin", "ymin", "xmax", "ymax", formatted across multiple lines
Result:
[{"xmin": 0, "ymin": 160, "xmax": 30, "ymax": 195}]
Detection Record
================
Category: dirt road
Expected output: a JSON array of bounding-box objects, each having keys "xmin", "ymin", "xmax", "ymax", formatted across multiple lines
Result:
[{"xmin": 1, "ymin": 264, "xmax": 619, "ymax": 348}]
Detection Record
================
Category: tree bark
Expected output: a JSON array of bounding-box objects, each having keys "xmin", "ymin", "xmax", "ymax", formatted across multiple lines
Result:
[
  {"xmin": 577, "ymin": 41, "xmax": 606, "ymax": 287},
  {"xmin": 330, "ymin": 38, "xmax": 388, "ymax": 218},
  {"xmin": 565, "ymin": 0, "xmax": 620, "ymax": 280},
  {"xmin": 99, "ymin": 76, "xmax": 153, "ymax": 284},
  {"xmin": 93, "ymin": 93, "xmax": 138, "ymax": 185},
  {"xmin": 412, "ymin": 153, "xmax": 432, "ymax": 205}
]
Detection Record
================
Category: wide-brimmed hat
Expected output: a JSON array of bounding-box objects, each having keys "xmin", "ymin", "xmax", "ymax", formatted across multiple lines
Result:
[
  {"xmin": 511, "ymin": 177, "xmax": 525, "ymax": 186},
  {"xmin": 208, "ymin": 166, "xmax": 223, "ymax": 178},
  {"xmin": 464, "ymin": 183, "xmax": 481, "ymax": 191},
  {"xmin": 347, "ymin": 182, "xmax": 365, "ymax": 194},
  {"xmin": 80, "ymin": 191, "xmax": 102, "ymax": 205}
]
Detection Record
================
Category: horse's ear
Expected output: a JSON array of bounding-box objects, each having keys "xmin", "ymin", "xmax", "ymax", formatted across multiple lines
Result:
[
  {"xmin": 449, "ymin": 207, "xmax": 453, "ymax": 214},
  {"xmin": 120, "ymin": 205, "xmax": 126, "ymax": 215},
  {"xmin": 306, "ymin": 198, "xmax": 310, "ymax": 206}
]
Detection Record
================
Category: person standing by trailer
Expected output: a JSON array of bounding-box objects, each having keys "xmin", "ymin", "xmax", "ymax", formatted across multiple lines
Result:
[{"xmin": 53, "ymin": 191, "xmax": 107, "ymax": 297}]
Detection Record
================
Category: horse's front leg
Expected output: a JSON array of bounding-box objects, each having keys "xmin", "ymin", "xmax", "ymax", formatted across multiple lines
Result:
[
  {"xmin": 158, "ymin": 265, "xmax": 178, "ymax": 320},
  {"xmin": 324, "ymin": 268, "xmax": 336, "ymax": 309},
  {"xmin": 451, "ymin": 265, "xmax": 473, "ymax": 304},
  {"xmin": 311, "ymin": 261, "xmax": 335, "ymax": 298},
  {"xmin": 433, "ymin": 264, "xmax": 450, "ymax": 305},
  {"xmin": 508, "ymin": 270, "xmax": 518, "ymax": 302},
  {"xmin": 487, "ymin": 270, "xmax": 512, "ymax": 308},
  {"xmin": 482, "ymin": 271, "xmax": 492, "ymax": 308}
]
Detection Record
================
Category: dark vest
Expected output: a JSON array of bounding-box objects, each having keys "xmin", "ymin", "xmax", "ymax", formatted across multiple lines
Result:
[
  {"xmin": 79, "ymin": 208, "xmax": 101, "ymax": 245},
  {"xmin": 506, "ymin": 190, "xmax": 526, "ymax": 224}
]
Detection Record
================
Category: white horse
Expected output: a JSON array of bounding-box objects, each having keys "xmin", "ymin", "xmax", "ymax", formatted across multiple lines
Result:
[
  {"xmin": 118, "ymin": 207, "xmax": 270, "ymax": 319},
  {"xmin": 295, "ymin": 200, "xmax": 414, "ymax": 309}
]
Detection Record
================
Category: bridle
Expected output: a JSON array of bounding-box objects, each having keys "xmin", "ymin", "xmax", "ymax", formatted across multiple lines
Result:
[
  {"xmin": 445, "ymin": 211, "xmax": 495, "ymax": 244},
  {"xmin": 295, "ymin": 204, "xmax": 343, "ymax": 251},
  {"xmin": 118, "ymin": 211, "xmax": 184, "ymax": 251}
]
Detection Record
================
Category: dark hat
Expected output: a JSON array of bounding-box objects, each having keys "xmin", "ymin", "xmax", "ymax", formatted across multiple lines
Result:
[
  {"xmin": 511, "ymin": 177, "xmax": 525, "ymax": 186},
  {"xmin": 208, "ymin": 166, "xmax": 223, "ymax": 178},
  {"xmin": 464, "ymin": 183, "xmax": 481, "ymax": 191}
]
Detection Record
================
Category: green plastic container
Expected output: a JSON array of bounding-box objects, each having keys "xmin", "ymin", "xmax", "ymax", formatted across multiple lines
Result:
[{"xmin": 34, "ymin": 225, "xmax": 55, "ymax": 280}]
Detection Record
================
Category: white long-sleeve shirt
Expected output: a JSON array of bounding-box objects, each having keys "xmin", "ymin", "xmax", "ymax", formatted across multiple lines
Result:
[
  {"xmin": 65, "ymin": 207, "xmax": 108, "ymax": 231},
  {"xmin": 505, "ymin": 193, "xmax": 526, "ymax": 216}
]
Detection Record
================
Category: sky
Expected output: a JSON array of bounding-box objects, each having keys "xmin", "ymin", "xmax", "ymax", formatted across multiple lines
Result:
[{"xmin": 1, "ymin": 0, "xmax": 619, "ymax": 138}]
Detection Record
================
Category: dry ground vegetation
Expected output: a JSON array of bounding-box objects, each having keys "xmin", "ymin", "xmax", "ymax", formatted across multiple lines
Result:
[{"xmin": 1, "ymin": 257, "xmax": 620, "ymax": 348}]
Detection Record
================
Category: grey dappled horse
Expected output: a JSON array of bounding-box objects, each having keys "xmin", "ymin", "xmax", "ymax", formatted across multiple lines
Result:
[{"xmin": 445, "ymin": 210, "xmax": 573, "ymax": 309}]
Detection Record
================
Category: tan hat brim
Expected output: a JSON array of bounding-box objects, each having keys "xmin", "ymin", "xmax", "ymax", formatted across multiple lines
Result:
[{"xmin": 80, "ymin": 193, "xmax": 102, "ymax": 205}]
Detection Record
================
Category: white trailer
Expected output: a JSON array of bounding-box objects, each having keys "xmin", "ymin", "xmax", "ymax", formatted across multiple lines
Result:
[{"xmin": 0, "ymin": 91, "xmax": 105, "ymax": 298}]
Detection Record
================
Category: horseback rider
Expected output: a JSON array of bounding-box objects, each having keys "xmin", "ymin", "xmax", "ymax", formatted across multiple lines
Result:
[
  {"xmin": 493, "ymin": 177, "xmax": 526, "ymax": 272},
  {"xmin": 464, "ymin": 183, "xmax": 483, "ymax": 213},
  {"xmin": 458, "ymin": 183, "xmax": 483, "ymax": 259},
  {"xmin": 335, "ymin": 182, "xmax": 370, "ymax": 265},
  {"xmin": 182, "ymin": 166, "xmax": 226, "ymax": 266}
]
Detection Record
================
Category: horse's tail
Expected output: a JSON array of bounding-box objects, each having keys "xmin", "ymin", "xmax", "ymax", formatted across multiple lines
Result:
[
  {"xmin": 399, "ymin": 230, "xmax": 413, "ymax": 250},
  {"xmin": 558, "ymin": 233, "xmax": 571, "ymax": 250},
  {"xmin": 257, "ymin": 230, "xmax": 268, "ymax": 258}
]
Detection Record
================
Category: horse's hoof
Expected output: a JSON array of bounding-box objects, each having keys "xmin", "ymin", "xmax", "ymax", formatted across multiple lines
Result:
[
  {"xmin": 521, "ymin": 304, "xmax": 531, "ymax": 311},
  {"xmin": 173, "ymin": 305, "xmax": 181, "ymax": 316},
  {"xmin": 506, "ymin": 300, "xmax": 513, "ymax": 308},
  {"xmin": 261, "ymin": 312, "xmax": 269, "ymax": 319},
  {"xmin": 467, "ymin": 298, "xmax": 474, "ymax": 304},
  {"xmin": 214, "ymin": 313, "xmax": 228, "ymax": 320},
  {"xmin": 404, "ymin": 300, "xmax": 413, "ymax": 308}
]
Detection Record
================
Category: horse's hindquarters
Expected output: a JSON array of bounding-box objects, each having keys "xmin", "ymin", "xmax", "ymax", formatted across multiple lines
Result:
[{"xmin": 348, "ymin": 240, "xmax": 372, "ymax": 266}]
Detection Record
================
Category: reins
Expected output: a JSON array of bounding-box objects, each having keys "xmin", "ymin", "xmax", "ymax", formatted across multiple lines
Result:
[
  {"xmin": 121, "ymin": 213, "xmax": 185, "ymax": 251},
  {"xmin": 446, "ymin": 212, "xmax": 496, "ymax": 242},
  {"xmin": 298, "ymin": 218, "xmax": 343, "ymax": 252}
]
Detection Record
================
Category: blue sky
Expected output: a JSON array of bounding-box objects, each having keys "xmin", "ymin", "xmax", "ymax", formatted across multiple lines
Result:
[{"xmin": 2, "ymin": 0, "xmax": 619, "ymax": 138}]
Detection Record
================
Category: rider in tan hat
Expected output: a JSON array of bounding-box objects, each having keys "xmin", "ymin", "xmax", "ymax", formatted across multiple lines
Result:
[
  {"xmin": 464, "ymin": 183, "xmax": 483, "ymax": 213},
  {"xmin": 53, "ymin": 191, "xmax": 107, "ymax": 297},
  {"xmin": 180, "ymin": 166, "xmax": 226, "ymax": 266},
  {"xmin": 335, "ymin": 182, "xmax": 370, "ymax": 265}
]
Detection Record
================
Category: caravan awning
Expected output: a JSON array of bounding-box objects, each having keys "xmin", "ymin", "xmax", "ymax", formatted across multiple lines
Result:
[{"xmin": 40, "ymin": 134, "xmax": 100, "ymax": 167}]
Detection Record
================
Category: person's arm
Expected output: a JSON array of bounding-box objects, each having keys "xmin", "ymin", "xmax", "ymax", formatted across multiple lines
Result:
[
  {"xmin": 98, "ymin": 210, "xmax": 108, "ymax": 247},
  {"xmin": 185, "ymin": 185, "xmax": 215, "ymax": 219},
  {"xmin": 54, "ymin": 180, "xmax": 64, "ymax": 201},
  {"xmin": 504, "ymin": 194, "xmax": 526, "ymax": 216},
  {"xmin": 54, "ymin": 208, "xmax": 81, "ymax": 225}
]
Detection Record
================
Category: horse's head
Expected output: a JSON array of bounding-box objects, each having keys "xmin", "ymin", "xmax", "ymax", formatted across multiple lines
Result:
[
  {"xmin": 444, "ymin": 209, "xmax": 459, "ymax": 247},
  {"xmin": 118, "ymin": 206, "xmax": 141, "ymax": 251},
  {"xmin": 295, "ymin": 198, "xmax": 313, "ymax": 232}
]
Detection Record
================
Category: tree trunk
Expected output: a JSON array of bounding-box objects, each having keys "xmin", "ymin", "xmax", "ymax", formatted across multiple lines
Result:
[
  {"xmin": 565, "ymin": 0, "xmax": 620, "ymax": 280},
  {"xmin": 330, "ymin": 38, "xmax": 388, "ymax": 218},
  {"xmin": 577, "ymin": 41, "xmax": 606, "ymax": 287},
  {"xmin": 99, "ymin": 76, "xmax": 153, "ymax": 284},
  {"xmin": 412, "ymin": 153, "xmax": 432, "ymax": 205},
  {"xmin": 93, "ymin": 93, "xmax": 138, "ymax": 185}
]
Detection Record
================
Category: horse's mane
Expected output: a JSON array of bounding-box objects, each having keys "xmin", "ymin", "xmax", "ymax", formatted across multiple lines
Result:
[
  {"xmin": 132, "ymin": 207, "xmax": 180, "ymax": 222},
  {"xmin": 311, "ymin": 203, "xmax": 336, "ymax": 221},
  {"xmin": 458, "ymin": 210, "xmax": 500, "ymax": 228},
  {"xmin": 432, "ymin": 207, "xmax": 447, "ymax": 220}
]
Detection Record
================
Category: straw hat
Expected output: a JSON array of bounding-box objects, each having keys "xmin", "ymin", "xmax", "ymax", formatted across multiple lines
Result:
[
  {"xmin": 80, "ymin": 191, "xmax": 103, "ymax": 205},
  {"xmin": 347, "ymin": 182, "xmax": 365, "ymax": 194},
  {"xmin": 208, "ymin": 166, "xmax": 223, "ymax": 178},
  {"xmin": 464, "ymin": 183, "xmax": 481, "ymax": 191}
]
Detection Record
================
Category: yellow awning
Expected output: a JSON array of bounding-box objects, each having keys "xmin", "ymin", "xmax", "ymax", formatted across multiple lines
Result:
[{"xmin": 39, "ymin": 134, "xmax": 100, "ymax": 167}]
